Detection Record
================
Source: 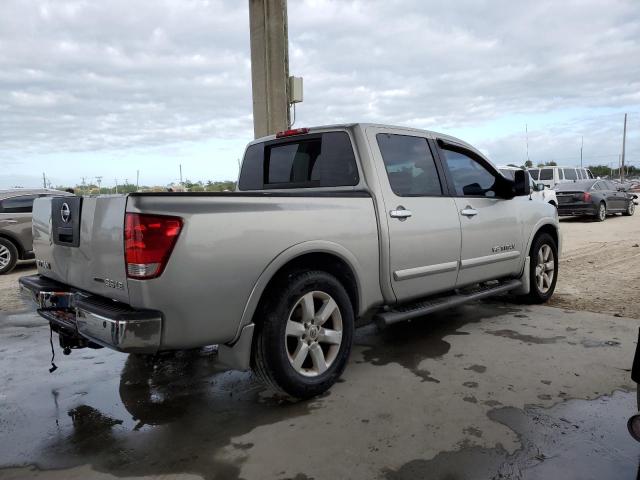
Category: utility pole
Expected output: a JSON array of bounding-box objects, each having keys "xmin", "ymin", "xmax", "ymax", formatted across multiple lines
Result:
[
  {"xmin": 580, "ymin": 136, "xmax": 583, "ymax": 168},
  {"xmin": 249, "ymin": 0, "xmax": 290, "ymax": 138},
  {"xmin": 95, "ymin": 176, "xmax": 102, "ymax": 194},
  {"xmin": 621, "ymin": 113, "xmax": 627, "ymax": 182},
  {"xmin": 136, "ymin": 170, "xmax": 140, "ymax": 192},
  {"xmin": 179, "ymin": 164, "xmax": 183, "ymax": 186},
  {"xmin": 114, "ymin": 178, "xmax": 118, "ymax": 194},
  {"xmin": 42, "ymin": 172, "xmax": 47, "ymax": 189}
]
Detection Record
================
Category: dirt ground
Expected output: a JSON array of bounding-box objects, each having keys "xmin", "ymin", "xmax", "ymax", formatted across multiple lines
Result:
[
  {"xmin": 550, "ymin": 211, "xmax": 640, "ymax": 319},
  {"xmin": 1, "ymin": 210, "xmax": 639, "ymax": 317}
]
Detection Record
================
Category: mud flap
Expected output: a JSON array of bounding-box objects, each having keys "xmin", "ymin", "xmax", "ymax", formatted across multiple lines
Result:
[
  {"xmin": 511, "ymin": 257, "xmax": 530, "ymax": 296},
  {"xmin": 218, "ymin": 323, "xmax": 255, "ymax": 371}
]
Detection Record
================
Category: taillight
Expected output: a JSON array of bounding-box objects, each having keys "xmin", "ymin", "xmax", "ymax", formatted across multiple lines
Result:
[
  {"xmin": 125, "ymin": 213, "xmax": 183, "ymax": 279},
  {"xmin": 275, "ymin": 128, "xmax": 309, "ymax": 138},
  {"xmin": 583, "ymin": 192, "xmax": 592, "ymax": 202}
]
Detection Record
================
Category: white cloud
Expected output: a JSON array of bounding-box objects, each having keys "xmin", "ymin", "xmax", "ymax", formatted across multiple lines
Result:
[{"xmin": 0, "ymin": 0, "xmax": 638, "ymax": 186}]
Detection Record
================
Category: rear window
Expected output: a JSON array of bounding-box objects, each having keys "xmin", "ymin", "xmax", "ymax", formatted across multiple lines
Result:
[
  {"xmin": 539, "ymin": 169, "xmax": 553, "ymax": 180},
  {"xmin": 563, "ymin": 168, "xmax": 577, "ymax": 180},
  {"xmin": 376, "ymin": 134, "xmax": 442, "ymax": 196},
  {"xmin": 529, "ymin": 169, "xmax": 539, "ymax": 180},
  {"xmin": 0, "ymin": 195, "xmax": 37, "ymax": 213},
  {"xmin": 238, "ymin": 132, "xmax": 359, "ymax": 190}
]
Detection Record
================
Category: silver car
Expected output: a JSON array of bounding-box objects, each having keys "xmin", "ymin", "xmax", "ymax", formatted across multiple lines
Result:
[{"xmin": 0, "ymin": 189, "xmax": 73, "ymax": 274}]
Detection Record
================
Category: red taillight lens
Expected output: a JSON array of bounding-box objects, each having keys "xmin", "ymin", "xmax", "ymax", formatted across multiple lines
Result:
[
  {"xmin": 125, "ymin": 213, "xmax": 183, "ymax": 279},
  {"xmin": 583, "ymin": 192, "xmax": 592, "ymax": 202},
  {"xmin": 275, "ymin": 128, "xmax": 309, "ymax": 138}
]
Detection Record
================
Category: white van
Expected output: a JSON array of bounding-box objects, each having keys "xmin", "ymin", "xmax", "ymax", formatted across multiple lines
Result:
[{"xmin": 528, "ymin": 166, "xmax": 594, "ymax": 188}]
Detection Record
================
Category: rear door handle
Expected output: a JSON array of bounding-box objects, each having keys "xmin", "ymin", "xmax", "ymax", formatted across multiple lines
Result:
[
  {"xmin": 390, "ymin": 208, "xmax": 412, "ymax": 219},
  {"xmin": 460, "ymin": 206, "xmax": 478, "ymax": 217}
]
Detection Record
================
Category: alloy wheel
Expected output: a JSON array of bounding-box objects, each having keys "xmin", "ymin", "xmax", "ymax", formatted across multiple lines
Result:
[
  {"xmin": 535, "ymin": 244, "xmax": 555, "ymax": 294},
  {"xmin": 285, "ymin": 291, "xmax": 343, "ymax": 377},
  {"xmin": 599, "ymin": 204, "xmax": 606, "ymax": 221},
  {"xmin": 0, "ymin": 244, "xmax": 11, "ymax": 269}
]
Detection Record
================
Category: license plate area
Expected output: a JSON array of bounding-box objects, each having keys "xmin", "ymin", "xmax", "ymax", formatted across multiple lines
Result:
[{"xmin": 51, "ymin": 196, "xmax": 82, "ymax": 247}]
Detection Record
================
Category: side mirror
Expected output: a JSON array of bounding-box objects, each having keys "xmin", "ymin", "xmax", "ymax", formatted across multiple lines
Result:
[
  {"xmin": 514, "ymin": 170, "xmax": 531, "ymax": 196},
  {"xmin": 535, "ymin": 183, "xmax": 545, "ymax": 192}
]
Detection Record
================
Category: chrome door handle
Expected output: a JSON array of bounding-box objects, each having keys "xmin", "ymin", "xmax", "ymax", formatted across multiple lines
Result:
[
  {"xmin": 460, "ymin": 206, "xmax": 478, "ymax": 217},
  {"xmin": 390, "ymin": 208, "xmax": 412, "ymax": 219}
]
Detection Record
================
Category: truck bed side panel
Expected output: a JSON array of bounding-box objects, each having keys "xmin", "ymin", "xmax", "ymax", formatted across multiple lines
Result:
[{"xmin": 125, "ymin": 194, "xmax": 380, "ymax": 350}]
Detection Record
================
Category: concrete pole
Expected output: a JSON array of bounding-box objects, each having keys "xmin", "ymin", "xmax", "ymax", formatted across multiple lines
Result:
[{"xmin": 249, "ymin": 0, "xmax": 290, "ymax": 139}]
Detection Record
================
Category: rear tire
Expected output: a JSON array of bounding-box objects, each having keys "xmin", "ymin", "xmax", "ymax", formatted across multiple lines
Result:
[
  {"xmin": 518, "ymin": 233, "xmax": 558, "ymax": 304},
  {"xmin": 624, "ymin": 200, "xmax": 635, "ymax": 216},
  {"xmin": 251, "ymin": 270, "xmax": 354, "ymax": 399},
  {"xmin": 0, "ymin": 238, "xmax": 18, "ymax": 275},
  {"xmin": 595, "ymin": 202, "xmax": 607, "ymax": 222}
]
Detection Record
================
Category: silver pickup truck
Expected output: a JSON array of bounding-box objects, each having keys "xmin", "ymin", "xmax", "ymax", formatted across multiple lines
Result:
[{"xmin": 20, "ymin": 123, "xmax": 560, "ymax": 398}]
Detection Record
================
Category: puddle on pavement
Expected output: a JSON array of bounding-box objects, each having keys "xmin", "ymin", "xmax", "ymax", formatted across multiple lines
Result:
[
  {"xmin": 0, "ymin": 316, "xmax": 321, "ymax": 480},
  {"xmin": 356, "ymin": 302, "xmax": 520, "ymax": 382},
  {"xmin": 384, "ymin": 389, "xmax": 640, "ymax": 480}
]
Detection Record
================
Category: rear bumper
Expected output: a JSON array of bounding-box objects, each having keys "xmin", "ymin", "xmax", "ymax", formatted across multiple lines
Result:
[
  {"xmin": 557, "ymin": 204, "xmax": 596, "ymax": 216},
  {"xmin": 19, "ymin": 274, "xmax": 162, "ymax": 354}
]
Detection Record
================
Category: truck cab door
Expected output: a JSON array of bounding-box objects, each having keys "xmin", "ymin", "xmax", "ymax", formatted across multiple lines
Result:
[
  {"xmin": 367, "ymin": 128, "xmax": 461, "ymax": 302},
  {"xmin": 437, "ymin": 143, "xmax": 524, "ymax": 287}
]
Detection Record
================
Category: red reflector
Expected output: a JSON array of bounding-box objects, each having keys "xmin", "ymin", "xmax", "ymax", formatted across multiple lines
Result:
[
  {"xmin": 275, "ymin": 128, "xmax": 310, "ymax": 138},
  {"xmin": 583, "ymin": 192, "xmax": 591, "ymax": 202},
  {"xmin": 125, "ymin": 213, "xmax": 183, "ymax": 279}
]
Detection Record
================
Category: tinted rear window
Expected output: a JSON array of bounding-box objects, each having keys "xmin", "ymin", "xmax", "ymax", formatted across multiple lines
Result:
[
  {"xmin": 376, "ymin": 134, "xmax": 442, "ymax": 196},
  {"xmin": 563, "ymin": 168, "xmax": 577, "ymax": 180},
  {"xmin": 539, "ymin": 169, "xmax": 553, "ymax": 180},
  {"xmin": 238, "ymin": 132, "xmax": 359, "ymax": 190}
]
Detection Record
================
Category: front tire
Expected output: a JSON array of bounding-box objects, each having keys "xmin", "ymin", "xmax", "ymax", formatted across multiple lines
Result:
[
  {"xmin": 519, "ymin": 233, "xmax": 558, "ymax": 304},
  {"xmin": 624, "ymin": 200, "xmax": 635, "ymax": 216},
  {"xmin": 595, "ymin": 202, "xmax": 607, "ymax": 222},
  {"xmin": 251, "ymin": 270, "xmax": 354, "ymax": 399},
  {"xmin": 0, "ymin": 238, "xmax": 18, "ymax": 275}
]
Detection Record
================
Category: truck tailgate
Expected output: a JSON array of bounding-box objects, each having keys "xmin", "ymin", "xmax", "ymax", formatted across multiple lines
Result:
[{"xmin": 32, "ymin": 195, "xmax": 130, "ymax": 303}]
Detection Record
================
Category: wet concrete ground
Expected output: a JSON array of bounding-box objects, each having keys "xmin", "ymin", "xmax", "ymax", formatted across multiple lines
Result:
[{"xmin": 1, "ymin": 301, "xmax": 638, "ymax": 479}]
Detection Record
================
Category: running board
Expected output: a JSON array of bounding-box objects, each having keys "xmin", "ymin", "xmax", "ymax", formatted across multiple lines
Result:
[{"xmin": 375, "ymin": 279, "xmax": 522, "ymax": 327}]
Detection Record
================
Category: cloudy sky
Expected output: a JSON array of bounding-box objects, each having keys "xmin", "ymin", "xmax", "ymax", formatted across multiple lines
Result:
[{"xmin": 1, "ymin": 0, "xmax": 639, "ymax": 189}]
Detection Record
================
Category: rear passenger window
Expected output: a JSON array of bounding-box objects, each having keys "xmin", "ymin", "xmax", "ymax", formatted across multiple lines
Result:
[
  {"xmin": 539, "ymin": 169, "xmax": 553, "ymax": 180},
  {"xmin": 376, "ymin": 134, "xmax": 442, "ymax": 196},
  {"xmin": 0, "ymin": 195, "xmax": 37, "ymax": 213},
  {"xmin": 238, "ymin": 132, "xmax": 359, "ymax": 190},
  {"xmin": 563, "ymin": 168, "xmax": 577, "ymax": 180},
  {"xmin": 529, "ymin": 169, "xmax": 539, "ymax": 180},
  {"xmin": 442, "ymin": 149, "xmax": 497, "ymax": 197}
]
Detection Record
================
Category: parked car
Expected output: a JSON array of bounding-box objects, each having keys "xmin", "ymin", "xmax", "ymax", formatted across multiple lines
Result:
[
  {"xmin": 0, "ymin": 189, "xmax": 73, "ymax": 274},
  {"xmin": 498, "ymin": 166, "xmax": 557, "ymax": 207},
  {"xmin": 529, "ymin": 166, "xmax": 594, "ymax": 189},
  {"xmin": 20, "ymin": 124, "xmax": 560, "ymax": 398},
  {"xmin": 555, "ymin": 179, "xmax": 636, "ymax": 221}
]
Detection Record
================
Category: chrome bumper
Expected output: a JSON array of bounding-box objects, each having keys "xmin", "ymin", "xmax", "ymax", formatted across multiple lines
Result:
[{"xmin": 19, "ymin": 274, "xmax": 162, "ymax": 354}]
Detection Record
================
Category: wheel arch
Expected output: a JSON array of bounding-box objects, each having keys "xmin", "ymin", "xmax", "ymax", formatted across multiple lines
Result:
[
  {"xmin": 523, "ymin": 220, "xmax": 560, "ymax": 270},
  {"xmin": 236, "ymin": 241, "xmax": 363, "ymax": 341}
]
